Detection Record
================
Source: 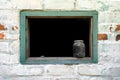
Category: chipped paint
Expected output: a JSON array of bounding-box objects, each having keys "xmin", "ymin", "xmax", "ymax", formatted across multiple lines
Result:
[
  {"xmin": 0, "ymin": 24, "xmax": 7, "ymax": 30},
  {"xmin": 116, "ymin": 34, "xmax": 120, "ymax": 41},
  {"xmin": 115, "ymin": 25, "xmax": 120, "ymax": 31},
  {"xmin": 98, "ymin": 34, "xmax": 108, "ymax": 40},
  {"xmin": 0, "ymin": 32, "xmax": 5, "ymax": 39}
]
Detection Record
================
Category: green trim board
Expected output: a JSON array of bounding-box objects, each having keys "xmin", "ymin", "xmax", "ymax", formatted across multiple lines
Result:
[{"xmin": 20, "ymin": 11, "xmax": 98, "ymax": 64}]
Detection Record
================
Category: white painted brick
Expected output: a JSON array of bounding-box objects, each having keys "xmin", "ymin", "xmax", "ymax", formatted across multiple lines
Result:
[
  {"xmin": 104, "ymin": 66, "xmax": 120, "ymax": 77},
  {"xmin": 77, "ymin": 65, "xmax": 104, "ymax": 76},
  {"xmin": 6, "ymin": 34, "xmax": 19, "ymax": 40},
  {"xmin": 90, "ymin": 77, "xmax": 113, "ymax": 80},
  {"xmin": 0, "ymin": 0, "xmax": 12, "ymax": 9},
  {"xmin": 79, "ymin": 77, "xmax": 113, "ymax": 80},
  {"xmin": 45, "ymin": 65, "xmax": 75, "ymax": 76},
  {"xmin": 98, "ymin": 11, "xmax": 120, "ymax": 23},
  {"xmin": 6, "ymin": 77, "xmax": 54, "ymax": 80},
  {"xmin": 10, "ymin": 65, "xmax": 44, "ymax": 76},
  {"xmin": 0, "ymin": 42, "xmax": 9, "ymax": 52},
  {"xmin": 113, "ymin": 77, "xmax": 120, "ymax": 80},
  {"xmin": 98, "ymin": 12, "xmax": 107, "ymax": 23},
  {"xmin": 108, "ymin": 33, "xmax": 120, "ymax": 41},
  {"xmin": 10, "ymin": 65, "xmax": 28, "ymax": 75},
  {"xmin": 96, "ymin": 0, "xmax": 110, "ymax": 11},
  {"xmin": 55, "ymin": 78, "xmax": 78, "ymax": 80},
  {"xmin": 0, "ymin": 0, "xmax": 120, "ymax": 79},
  {"xmin": 0, "ymin": 0, "xmax": 43, "ymax": 9},
  {"xmin": 99, "ymin": 52, "xmax": 114, "ymax": 63},
  {"xmin": 9, "ymin": 40, "xmax": 19, "ymax": 64},
  {"xmin": 0, "ymin": 53, "xmax": 10, "ymax": 64},
  {"xmin": 76, "ymin": 0, "xmax": 97, "ymax": 10},
  {"xmin": 10, "ymin": 53, "xmax": 19, "ymax": 64},
  {"xmin": 26, "ymin": 66, "xmax": 44, "ymax": 75},
  {"xmin": 109, "ymin": 1, "xmax": 120, "ymax": 11},
  {"xmin": 44, "ymin": 0, "xmax": 74, "ymax": 10},
  {"xmin": 98, "ymin": 41, "xmax": 120, "ymax": 63},
  {"xmin": 99, "ymin": 42, "xmax": 120, "ymax": 55},
  {"xmin": 98, "ymin": 23, "xmax": 117, "ymax": 33},
  {"xmin": 0, "ymin": 65, "xmax": 11, "ymax": 76},
  {"xmin": 10, "ymin": 40, "xmax": 19, "ymax": 55},
  {"xmin": 0, "ymin": 10, "xmax": 19, "ymax": 29},
  {"xmin": 0, "ymin": 76, "xmax": 4, "ymax": 80},
  {"xmin": 98, "ymin": 23, "xmax": 120, "ymax": 33},
  {"xmin": 12, "ymin": 0, "xmax": 43, "ymax": 9}
]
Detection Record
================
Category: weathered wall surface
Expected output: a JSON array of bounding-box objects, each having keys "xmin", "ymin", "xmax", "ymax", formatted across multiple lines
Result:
[{"xmin": 0, "ymin": 0, "xmax": 120, "ymax": 80}]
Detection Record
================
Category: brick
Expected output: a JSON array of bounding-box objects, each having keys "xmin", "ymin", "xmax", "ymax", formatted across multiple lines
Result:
[
  {"xmin": 0, "ymin": 0, "xmax": 43, "ymax": 9},
  {"xmin": 113, "ymin": 77, "xmax": 120, "ymax": 80},
  {"xmin": 77, "ymin": 65, "xmax": 103, "ymax": 76},
  {"xmin": 0, "ymin": 42, "xmax": 9, "ymax": 52},
  {"xmin": 0, "ymin": 0, "xmax": 11, "ymax": 9},
  {"xmin": 0, "ymin": 32, "xmax": 5, "ymax": 39},
  {"xmin": 10, "ymin": 65, "xmax": 44, "ymax": 76},
  {"xmin": 26, "ymin": 66, "xmax": 44, "ymax": 75},
  {"xmin": 0, "ymin": 53, "xmax": 10, "ymax": 64},
  {"xmin": 98, "ymin": 34, "xmax": 108, "ymax": 40},
  {"xmin": 78, "ymin": 76, "xmax": 113, "ymax": 80},
  {"xmin": 115, "ymin": 25, "xmax": 120, "ymax": 31},
  {"xmin": 11, "ymin": 0, "xmax": 43, "ymax": 9},
  {"xmin": 0, "ymin": 10, "xmax": 19, "ymax": 27},
  {"xmin": 6, "ymin": 77, "xmax": 53, "ymax": 80},
  {"xmin": 0, "ymin": 65, "xmax": 11, "ymax": 76},
  {"xmin": 10, "ymin": 53, "xmax": 19, "ymax": 64},
  {"xmin": 10, "ymin": 40, "xmax": 19, "ymax": 54},
  {"xmin": 44, "ymin": 0, "xmax": 74, "ymax": 10},
  {"xmin": 0, "ymin": 76, "xmax": 4, "ymax": 80},
  {"xmin": 104, "ymin": 66, "xmax": 120, "ymax": 77},
  {"xmin": 76, "ymin": 0, "xmax": 97, "ymax": 10},
  {"xmin": 45, "ymin": 65, "xmax": 74, "ymax": 76},
  {"xmin": 0, "ymin": 24, "xmax": 7, "ymax": 30},
  {"xmin": 109, "ymin": 1, "xmax": 120, "ymax": 11},
  {"xmin": 99, "ymin": 43, "xmax": 120, "ymax": 55},
  {"xmin": 55, "ymin": 78, "xmax": 78, "ymax": 80},
  {"xmin": 98, "ymin": 42, "xmax": 120, "ymax": 63}
]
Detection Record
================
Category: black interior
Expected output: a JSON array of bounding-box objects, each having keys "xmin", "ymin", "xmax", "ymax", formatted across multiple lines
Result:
[{"xmin": 28, "ymin": 18, "xmax": 91, "ymax": 57}]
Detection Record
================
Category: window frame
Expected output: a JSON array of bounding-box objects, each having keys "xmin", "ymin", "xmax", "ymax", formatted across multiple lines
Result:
[{"xmin": 20, "ymin": 11, "xmax": 98, "ymax": 64}]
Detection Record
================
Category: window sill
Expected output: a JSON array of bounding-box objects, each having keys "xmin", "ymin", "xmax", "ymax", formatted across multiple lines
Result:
[{"xmin": 24, "ymin": 57, "xmax": 92, "ymax": 65}]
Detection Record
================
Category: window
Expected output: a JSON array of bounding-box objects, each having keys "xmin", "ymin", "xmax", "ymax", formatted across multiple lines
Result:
[{"xmin": 20, "ymin": 11, "xmax": 98, "ymax": 64}]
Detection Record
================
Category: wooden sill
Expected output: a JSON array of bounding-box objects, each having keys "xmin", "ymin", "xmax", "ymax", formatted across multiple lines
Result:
[{"xmin": 25, "ymin": 57, "xmax": 92, "ymax": 65}]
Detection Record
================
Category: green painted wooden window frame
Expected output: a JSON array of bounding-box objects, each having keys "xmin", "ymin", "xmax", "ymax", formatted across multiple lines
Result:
[{"xmin": 20, "ymin": 11, "xmax": 98, "ymax": 64}]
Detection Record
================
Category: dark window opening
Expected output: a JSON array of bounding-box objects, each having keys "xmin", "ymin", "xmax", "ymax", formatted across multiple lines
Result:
[{"xmin": 27, "ymin": 17, "xmax": 91, "ymax": 57}]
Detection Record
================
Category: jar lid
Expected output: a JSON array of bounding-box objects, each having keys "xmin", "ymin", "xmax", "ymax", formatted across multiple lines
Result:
[{"xmin": 74, "ymin": 40, "xmax": 83, "ymax": 43}]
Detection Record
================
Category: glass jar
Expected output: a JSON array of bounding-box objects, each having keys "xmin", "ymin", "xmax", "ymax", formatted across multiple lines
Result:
[{"xmin": 73, "ymin": 40, "xmax": 85, "ymax": 58}]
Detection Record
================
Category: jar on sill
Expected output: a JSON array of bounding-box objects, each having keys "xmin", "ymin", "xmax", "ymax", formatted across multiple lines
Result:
[{"xmin": 73, "ymin": 40, "xmax": 85, "ymax": 58}]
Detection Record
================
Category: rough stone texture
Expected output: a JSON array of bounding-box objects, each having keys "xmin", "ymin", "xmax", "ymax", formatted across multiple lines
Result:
[{"xmin": 0, "ymin": 0, "xmax": 120, "ymax": 80}]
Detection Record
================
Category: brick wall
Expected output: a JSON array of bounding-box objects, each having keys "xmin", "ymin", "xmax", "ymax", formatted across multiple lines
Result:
[{"xmin": 0, "ymin": 0, "xmax": 120, "ymax": 80}]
